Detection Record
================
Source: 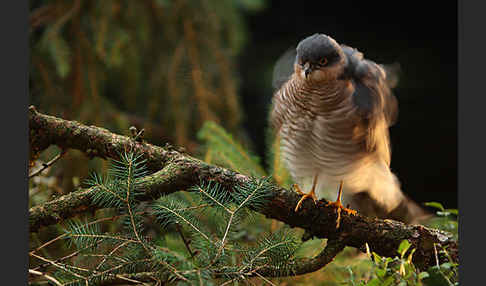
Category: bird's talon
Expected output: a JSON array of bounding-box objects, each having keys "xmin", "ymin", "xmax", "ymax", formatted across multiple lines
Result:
[
  {"xmin": 293, "ymin": 176, "xmax": 319, "ymax": 212},
  {"xmin": 326, "ymin": 201, "xmax": 357, "ymax": 216},
  {"xmin": 293, "ymin": 184, "xmax": 305, "ymax": 195},
  {"xmin": 294, "ymin": 191, "xmax": 318, "ymax": 212},
  {"xmin": 325, "ymin": 181, "xmax": 358, "ymax": 228},
  {"xmin": 344, "ymin": 208, "xmax": 357, "ymax": 216}
]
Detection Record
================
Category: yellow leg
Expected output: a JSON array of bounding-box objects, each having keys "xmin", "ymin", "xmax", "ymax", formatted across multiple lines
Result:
[
  {"xmin": 294, "ymin": 175, "xmax": 318, "ymax": 212},
  {"xmin": 326, "ymin": 181, "xmax": 357, "ymax": 228}
]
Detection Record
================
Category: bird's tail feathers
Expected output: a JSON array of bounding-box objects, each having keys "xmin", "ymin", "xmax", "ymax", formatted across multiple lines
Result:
[
  {"xmin": 347, "ymin": 167, "xmax": 431, "ymax": 224},
  {"xmin": 334, "ymin": 161, "xmax": 404, "ymax": 212}
]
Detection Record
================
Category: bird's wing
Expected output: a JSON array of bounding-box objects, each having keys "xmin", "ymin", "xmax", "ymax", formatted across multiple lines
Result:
[
  {"xmin": 270, "ymin": 47, "xmax": 297, "ymax": 133},
  {"xmin": 341, "ymin": 44, "xmax": 399, "ymax": 128},
  {"xmin": 341, "ymin": 45, "xmax": 399, "ymax": 164},
  {"xmin": 272, "ymin": 47, "xmax": 297, "ymax": 90},
  {"xmin": 380, "ymin": 62, "xmax": 401, "ymax": 90}
]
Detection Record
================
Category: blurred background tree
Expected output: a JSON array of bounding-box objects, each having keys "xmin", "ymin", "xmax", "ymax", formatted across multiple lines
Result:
[
  {"xmin": 29, "ymin": 0, "xmax": 255, "ymax": 144},
  {"xmin": 29, "ymin": 0, "xmax": 264, "ymax": 195}
]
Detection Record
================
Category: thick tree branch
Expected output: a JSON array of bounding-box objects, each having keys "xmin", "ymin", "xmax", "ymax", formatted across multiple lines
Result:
[{"xmin": 28, "ymin": 106, "xmax": 458, "ymax": 271}]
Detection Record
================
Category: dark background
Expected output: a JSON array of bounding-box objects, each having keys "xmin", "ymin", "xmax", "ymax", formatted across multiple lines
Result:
[{"xmin": 238, "ymin": 1, "xmax": 457, "ymax": 208}]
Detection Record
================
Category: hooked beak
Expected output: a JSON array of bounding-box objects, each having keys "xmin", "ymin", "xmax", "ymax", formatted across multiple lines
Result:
[{"xmin": 303, "ymin": 62, "xmax": 312, "ymax": 78}]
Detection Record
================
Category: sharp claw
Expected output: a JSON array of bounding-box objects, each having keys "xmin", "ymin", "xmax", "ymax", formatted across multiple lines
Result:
[
  {"xmin": 293, "ymin": 184, "xmax": 305, "ymax": 195},
  {"xmin": 325, "ymin": 201, "xmax": 357, "ymax": 215},
  {"xmin": 325, "ymin": 181, "xmax": 357, "ymax": 228},
  {"xmin": 294, "ymin": 191, "xmax": 318, "ymax": 212},
  {"xmin": 294, "ymin": 175, "xmax": 319, "ymax": 212},
  {"xmin": 294, "ymin": 200, "xmax": 303, "ymax": 212}
]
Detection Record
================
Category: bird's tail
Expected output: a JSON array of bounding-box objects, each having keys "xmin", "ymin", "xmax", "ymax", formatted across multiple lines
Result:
[
  {"xmin": 346, "ymin": 162, "xmax": 431, "ymax": 224},
  {"xmin": 350, "ymin": 191, "xmax": 431, "ymax": 224},
  {"xmin": 388, "ymin": 195, "xmax": 432, "ymax": 224}
]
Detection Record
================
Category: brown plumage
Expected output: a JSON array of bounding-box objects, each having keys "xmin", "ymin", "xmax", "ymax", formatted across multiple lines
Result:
[{"xmin": 270, "ymin": 34, "xmax": 426, "ymax": 222}]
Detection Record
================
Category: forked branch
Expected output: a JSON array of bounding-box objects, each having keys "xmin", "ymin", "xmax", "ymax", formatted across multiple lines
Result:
[{"xmin": 29, "ymin": 106, "xmax": 458, "ymax": 273}]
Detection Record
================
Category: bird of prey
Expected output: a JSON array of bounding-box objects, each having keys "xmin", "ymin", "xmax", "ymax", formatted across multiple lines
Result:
[{"xmin": 270, "ymin": 33, "xmax": 425, "ymax": 223}]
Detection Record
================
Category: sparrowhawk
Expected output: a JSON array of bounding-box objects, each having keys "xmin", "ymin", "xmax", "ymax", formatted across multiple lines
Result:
[{"xmin": 270, "ymin": 33, "xmax": 424, "ymax": 222}]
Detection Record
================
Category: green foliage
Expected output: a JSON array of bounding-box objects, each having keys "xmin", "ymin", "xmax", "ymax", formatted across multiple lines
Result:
[
  {"xmin": 240, "ymin": 227, "xmax": 301, "ymax": 276},
  {"xmin": 198, "ymin": 120, "xmax": 294, "ymax": 191},
  {"xmin": 39, "ymin": 150, "xmax": 301, "ymax": 285},
  {"xmin": 151, "ymin": 175, "xmax": 289, "ymax": 281},
  {"xmin": 198, "ymin": 121, "xmax": 266, "ymax": 177},
  {"xmin": 86, "ymin": 151, "xmax": 148, "ymax": 210},
  {"xmin": 64, "ymin": 219, "xmax": 103, "ymax": 249},
  {"xmin": 424, "ymin": 201, "xmax": 458, "ymax": 241},
  {"xmin": 29, "ymin": 122, "xmax": 459, "ymax": 285},
  {"xmin": 339, "ymin": 240, "xmax": 458, "ymax": 286},
  {"xmin": 333, "ymin": 201, "xmax": 459, "ymax": 286}
]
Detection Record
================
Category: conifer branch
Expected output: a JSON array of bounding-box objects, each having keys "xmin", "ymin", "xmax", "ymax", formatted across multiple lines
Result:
[
  {"xmin": 29, "ymin": 106, "xmax": 458, "ymax": 272},
  {"xmin": 155, "ymin": 204, "xmax": 212, "ymax": 243},
  {"xmin": 256, "ymin": 239, "xmax": 345, "ymax": 277}
]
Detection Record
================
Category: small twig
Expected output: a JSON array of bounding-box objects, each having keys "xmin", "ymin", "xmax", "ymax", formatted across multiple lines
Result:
[
  {"xmin": 112, "ymin": 274, "xmax": 150, "ymax": 286},
  {"xmin": 130, "ymin": 126, "xmax": 145, "ymax": 142},
  {"xmin": 30, "ymin": 212, "xmax": 143, "ymax": 256},
  {"xmin": 29, "ymin": 150, "xmax": 66, "ymax": 179},
  {"xmin": 243, "ymin": 241, "xmax": 291, "ymax": 272},
  {"xmin": 29, "ymin": 233, "xmax": 68, "ymax": 256},
  {"xmin": 67, "ymin": 259, "xmax": 153, "ymax": 285},
  {"xmin": 219, "ymin": 277, "xmax": 237, "ymax": 286},
  {"xmin": 433, "ymin": 243, "xmax": 455, "ymax": 286},
  {"xmin": 29, "ymin": 269, "xmax": 63, "ymax": 286},
  {"xmin": 156, "ymin": 260, "xmax": 189, "ymax": 282},
  {"xmin": 157, "ymin": 205, "xmax": 212, "ymax": 242},
  {"xmin": 33, "ymin": 241, "xmax": 102, "ymax": 271},
  {"xmin": 95, "ymin": 241, "xmax": 130, "ymax": 271},
  {"xmin": 433, "ymin": 243, "xmax": 440, "ymax": 267},
  {"xmin": 213, "ymin": 179, "xmax": 267, "ymax": 265},
  {"xmin": 254, "ymin": 272, "xmax": 277, "ymax": 286},
  {"xmin": 67, "ymin": 234, "xmax": 139, "ymax": 244},
  {"xmin": 197, "ymin": 270, "xmax": 204, "ymax": 286},
  {"xmin": 123, "ymin": 155, "xmax": 153, "ymax": 256},
  {"xmin": 30, "ymin": 252, "xmax": 87, "ymax": 280},
  {"xmin": 196, "ymin": 186, "xmax": 232, "ymax": 213},
  {"xmin": 175, "ymin": 223, "xmax": 195, "ymax": 258},
  {"xmin": 175, "ymin": 204, "xmax": 210, "ymax": 212}
]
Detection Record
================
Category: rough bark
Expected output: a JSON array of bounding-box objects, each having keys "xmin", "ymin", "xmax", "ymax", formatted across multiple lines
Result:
[{"xmin": 28, "ymin": 106, "xmax": 458, "ymax": 271}]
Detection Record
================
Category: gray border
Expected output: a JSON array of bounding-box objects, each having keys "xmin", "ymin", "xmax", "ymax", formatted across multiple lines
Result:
[
  {"xmin": 2, "ymin": 0, "xmax": 28, "ymax": 284},
  {"xmin": 459, "ymin": 1, "xmax": 484, "ymax": 285}
]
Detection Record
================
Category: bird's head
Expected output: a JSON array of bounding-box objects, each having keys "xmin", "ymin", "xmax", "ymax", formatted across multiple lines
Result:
[{"xmin": 295, "ymin": 34, "xmax": 345, "ymax": 82}]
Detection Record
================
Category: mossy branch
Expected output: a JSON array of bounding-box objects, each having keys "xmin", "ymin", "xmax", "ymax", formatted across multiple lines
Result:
[{"xmin": 29, "ymin": 106, "xmax": 458, "ymax": 272}]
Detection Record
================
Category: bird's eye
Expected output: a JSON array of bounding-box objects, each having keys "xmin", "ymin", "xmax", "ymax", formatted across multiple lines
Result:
[{"xmin": 320, "ymin": 58, "xmax": 328, "ymax": 65}]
